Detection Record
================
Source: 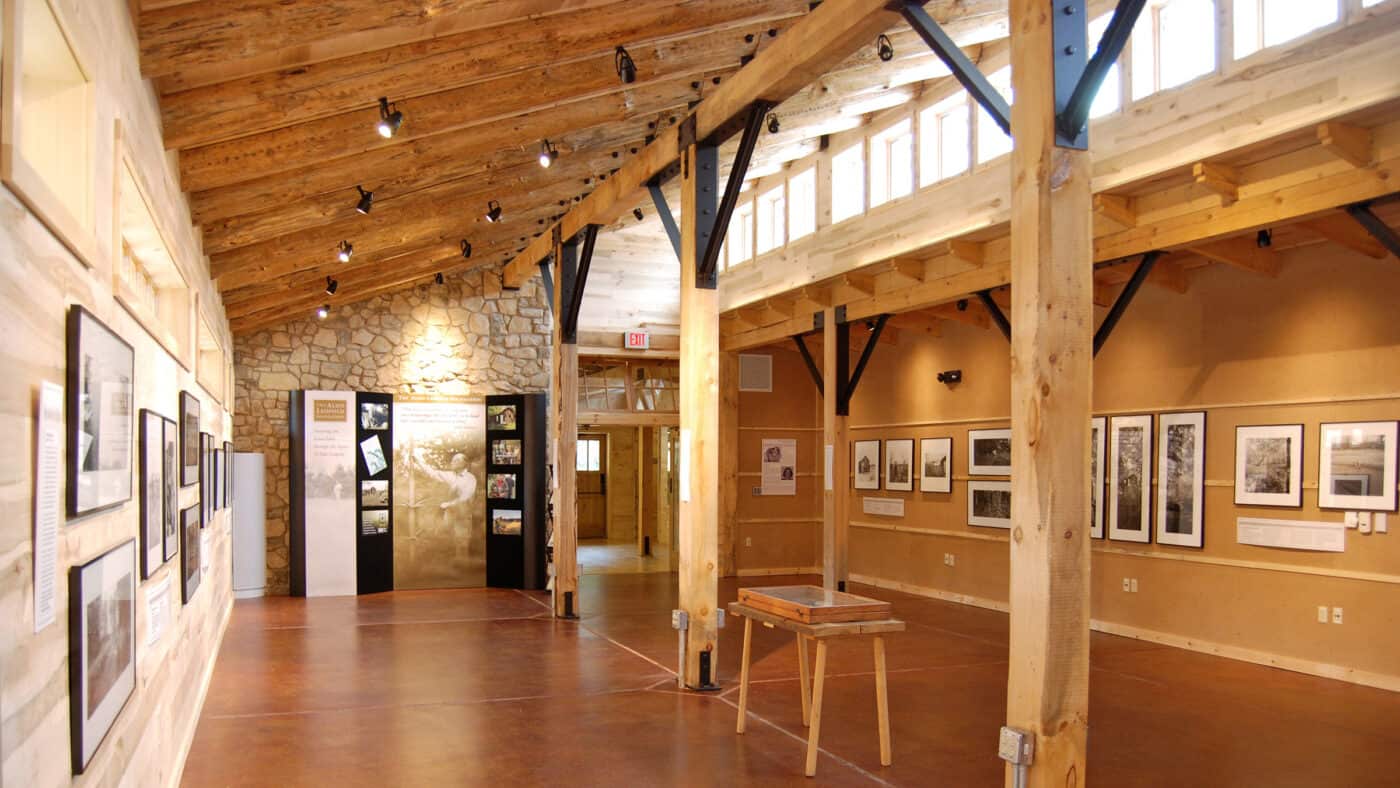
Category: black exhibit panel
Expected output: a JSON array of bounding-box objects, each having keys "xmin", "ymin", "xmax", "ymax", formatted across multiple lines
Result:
[
  {"xmin": 356, "ymin": 392, "xmax": 394, "ymax": 594},
  {"xmin": 485, "ymin": 393, "xmax": 547, "ymax": 589}
]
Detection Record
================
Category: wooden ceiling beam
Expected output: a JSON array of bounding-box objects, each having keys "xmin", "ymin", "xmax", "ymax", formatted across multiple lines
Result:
[
  {"xmin": 1316, "ymin": 122, "xmax": 1372, "ymax": 168},
  {"xmin": 1193, "ymin": 161, "xmax": 1240, "ymax": 206},
  {"xmin": 177, "ymin": 22, "xmax": 784, "ymax": 193},
  {"xmin": 1093, "ymin": 193, "xmax": 1136, "ymax": 228},
  {"xmin": 159, "ymin": 0, "xmax": 810, "ymax": 150},
  {"xmin": 1300, "ymin": 213, "xmax": 1388, "ymax": 258}
]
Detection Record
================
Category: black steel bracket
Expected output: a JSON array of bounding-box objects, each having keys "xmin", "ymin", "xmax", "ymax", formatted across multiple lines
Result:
[
  {"xmin": 560, "ymin": 224, "xmax": 600, "ymax": 344},
  {"xmin": 697, "ymin": 101, "xmax": 771, "ymax": 287},
  {"xmin": 793, "ymin": 335, "xmax": 824, "ymax": 395},
  {"xmin": 976, "ymin": 290, "xmax": 1011, "ymax": 341},
  {"xmin": 1346, "ymin": 202, "xmax": 1400, "ymax": 259},
  {"xmin": 1055, "ymin": 0, "xmax": 1147, "ymax": 149},
  {"xmin": 1093, "ymin": 251, "xmax": 1161, "ymax": 356},
  {"xmin": 538, "ymin": 259, "xmax": 555, "ymax": 313},
  {"xmin": 648, "ymin": 179, "xmax": 682, "ymax": 262},
  {"xmin": 902, "ymin": 2, "xmax": 1010, "ymax": 136},
  {"xmin": 556, "ymin": 235, "xmax": 578, "ymax": 345},
  {"xmin": 841, "ymin": 314, "xmax": 888, "ymax": 413}
]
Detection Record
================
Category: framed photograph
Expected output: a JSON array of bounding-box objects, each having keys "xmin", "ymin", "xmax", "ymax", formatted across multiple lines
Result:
[
  {"xmin": 212, "ymin": 442, "xmax": 222, "ymax": 511},
  {"xmin": 487, "ymin": 404, "xmax": 517, "ymax": 431},
  {"xmin": 487, "ymin": 472, "xmax": 517, "ymax": 500},
  {"xmin": 1157, "ymin": 412, "xmax": 1206, "ymax": 548},
  {"xmin": 138, "ymin": 410, "xmax": 165, "ymax": 578},
  {"xmin": 919, "ymin": 437, "xmax": 952, "ymax": 494},
  {"xmin": 223, "ymin": 441, "xmax": 234, "ymax": 507},
  {"xmin": 360, "ymin": 401, "xmax": 389, "ymax": 430},
  {"xmin": 492, "ymin": 508, "xmax": 523, "ymax": 535},
  {"xmin": 967, "ymin": 480, "xmax": 1012, "ymax": 528},
  {"xmin": 199, "ymin": 432, "xmax": 212, "ymax": 524},
  {"xmin": 1090, "ymin": 417, "xmax": 1106, "ymax": 539},
  {"xmin": 492, "ymin": 439, "xmax": 523, "ymax": 465},
  {"xmin": 179, "ymin": 391, "xmax": 199, "ymax": 487},
  {"xmin": 853, "ymin": 439, "xmax": 880, "ymax": 490},
  {"xmin": 884, "ymin": 439, "xmax": 914, "ymax": 492},
  {"xmin": 66, "ymin": 305, "xmax": 135, "ymax": 518},
  {"xmin": 361, "ymin": 510, "xmax": 389, "ymax": 535},
  {"xmin": 968, "ymin": 428, "xmax": 1011, "ymax": 476},
  {"xmin": 161, "ymin": 418, "xmax": 179, "ymax": 562},
  {"xmin": 68, "ymin": 540, "xmax": 136, "ymax": 775},
  {"xmin": 361, "ymin": 480, "xmax": 389, "ymax": 507},
  {"xmin": 1235, "ymin": 424, "xmax": 1303, "ymax": 507},
  {"xmin": 1319, "ymin": 421, "xmax": 1397, "ymax": 511},
  {"xmin": 360, "ymin": 434, "xmax": 388, "ymax": 476},
  {"xmin": 180, "ymin": 505, "xmax": 201, "ymax": 603},
  {"xmin": 1108, "ymin": 415, "xmax": 1152, "ymax": 543}
]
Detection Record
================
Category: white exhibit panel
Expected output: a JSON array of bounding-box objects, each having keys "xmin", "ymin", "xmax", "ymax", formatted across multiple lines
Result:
[
  {"xmin": 303, "ymin": 391, "xmax": 358, "ymax": 597},
  {"xmin": 233, "ymin": 452, "xmax": 267, "ymax": 598}
]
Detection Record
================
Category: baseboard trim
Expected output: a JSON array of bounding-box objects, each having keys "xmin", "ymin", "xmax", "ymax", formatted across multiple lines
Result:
[
  {"xmin": 737, "ymin": 566, "xmax": 823, "ymax": 577},
  {"xmin": 847, "ymin": 573, "xmax": 1400, "ymax": 693}
]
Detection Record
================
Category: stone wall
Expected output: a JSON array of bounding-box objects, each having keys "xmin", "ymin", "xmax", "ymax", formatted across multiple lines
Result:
[{"xmin": 233, "ymin": 267, "xmax": 552, "ymax": 594}]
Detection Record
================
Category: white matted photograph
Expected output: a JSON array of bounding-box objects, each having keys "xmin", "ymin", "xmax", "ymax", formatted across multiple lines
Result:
[
  {"xmin": 919, "ymin": 437, "xmax": 952, "ymax": 494},
  {"xmin": 1157, "ymin": 412, "xmax": 1206, "ymax": 548},
  {"xmin": 884, "ymin": 439, "xmax": 914, "ymax": 492},
  {"xmin": 968, "ymin": 428, "xmax": 1011, "ymax": 476},
  {"xmin": 853, "ymin": 440, "xmax": 880, "ymax": 490},
  {"xmin": 1090, "ymin": 417, "xmax": 1106, "ymax": 539},
  {"xmin": 1109, "ymin": 414, "xmax": 1152, "ymax": 543},
  {"xmin": 1235, "ymin": 424, "xmax": 1303, "ymax": 508},
  {"xmin": 1319, "ymin": 421, "xmax": 1397, "ymax": 512},
  {"xmin": 967, "ymin": 480, "xmax": 1012, "ymax": 528},
  {"xmin": 69, "ymin": 539, "xmax": 136, "ymax": 774}
]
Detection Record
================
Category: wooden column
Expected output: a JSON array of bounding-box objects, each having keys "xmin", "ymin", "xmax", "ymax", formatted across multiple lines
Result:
[
  {"xmin": 636, "ymin": 425, "xmax": 646, "ymax": 555},
  {"xmin": 551, "ymin": 235, "xmax": 579, "ymax": 618},
  {"xmin": 1005, "ymin": 0, "xmax": 1093, "ymax": 784},
  {"xmin": 821, "ymin": 309, "xmax": 849, "ymax": 590},
  {"xmin": 719, "ymin": 350, "xmax": 740, "ymax": 577},
  {"xmin": 679, "ymin": 140, "xmax": 720, "ymax": 688}
]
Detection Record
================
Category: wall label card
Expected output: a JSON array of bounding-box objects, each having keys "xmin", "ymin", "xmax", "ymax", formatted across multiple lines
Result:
[
  {"xmin": 33, "ymin": 380, "xmax": 62, "ymax": 633},
  {"xmin": 146, "ymin": 575, "xmax": 172, "ymax": 647},
  {"xmin": 1236, "ymin": 517, "xmax": 1344, "ymax": 552},
  {"xmin": 824, "ymin": 444, "xmax": 834, "ymax": 491},
  {"xmin": 761, "ymin": 438, "xmax": 797, "ymax": 496},
  {"xmin": 862, "ymin": 497, "xmax": 905, "ymax": 517}
]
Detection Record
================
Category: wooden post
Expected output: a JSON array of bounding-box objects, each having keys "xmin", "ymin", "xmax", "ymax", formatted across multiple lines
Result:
[
  {"xmin": 636, "ymin": 425, "xmax": 646, "ymax": 555},
  {"xmin": 1005, "ymin": 0, "xmax": 1093, "ymax": 785},
  {"xmin": 821, "ymin": 309, "xmax": 849, "ymax": 590},
  {"xmin": 552, "ymin": 234, "xmax": 579, "ymax": 618},
  {"xmin": 678, "ymin": 140, "xmax": 720, "ymax": 688},
  {"xmin": 719, "ymin": 350, "xmax": 740, "ymax": 577}
]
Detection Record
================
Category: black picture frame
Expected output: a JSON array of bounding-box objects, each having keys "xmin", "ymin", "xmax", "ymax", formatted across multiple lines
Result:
[
  {"xmin": 223, "ymin": 441, "xmax": 235, "ymax": 507},
  {"xmin": 199, "ymin": 432, "xmax": 212, "ymax": 526},
  {"xmin": 138, "ymin": 409, "xmax": 166, "ymax": 579},
  {"xmin": 853, "ymin": 439, "xmax": 880, "ymax": 490},
  {"xmin": 162, "ymin": 418, "xmax": 179, "ymax": 562},
  {"xmin": 66, "ymin": 305, "xmax": 135, "ymax": 519},
  {"xmin": 68, "ymin": 539, "xmax": 136, "ymax": 774},
  {"xmin": 179, "ymin": 391, "xmax": 199, "ymax": 487},
  {"xmin": 181, "ymin": 504, "xmax": 201, "ymax": 603}
]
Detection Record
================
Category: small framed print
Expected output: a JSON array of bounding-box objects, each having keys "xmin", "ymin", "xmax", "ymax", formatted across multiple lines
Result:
[
  {"xmin": 66, "ymin": 305, "xmax": 135, "ymax": 518},
  {"xmin": 179, "ymin": 391, "xmax": 199, "ymax": 487},
  {"xmin": 487, "ymin": 473, "xmax": 517, "ymax": 500},
  {"xmin": 919, "ymin": 437, "xmax": 952, "ymax": 494},
  {"xmin": 492, "ymin": 508, "xmax": 523, "ymax": 535},
  {"xmin": 884, "ymin": 439, "xmax": 914, "ymax": 492},
  {"xmin": 223, "ymin": 441, "xmax": 234, "ymax": 507},
  {"xmin": 161, "ymin": 418, "xmax": 179, "ymax": 562},
  {"xmin": 1108, "ymin": 415, "xmax": 1152, "ymax": 543},
  {"xmin": 138, "ymin": 410, "xmax": 166, "ymax": 578},
  {"xmin": 1319, "ymin": 421, "xmax": 1397, "ymax": 512},
  {"xmin": 487, "ymin": 404, "xmax": 517, "ymax": 432},
  {"xmin": 492, "ymin": 439, "xmax": 523, "ymax": 465},
  {"xmin": 1157, "ymin": 412, "xmax": 1206, "ymax": 548},
  {"xmin": 1235, "ymin": 424, "xmax": 1303, "ymax": 507},
  {"xmin": 69, "ymin": 540, "xmax": 136, "ymax": 774},
  {"xmin": 1090, "ymin": 417, "xmax": 1106, "ymax": 539},
  {"xmin": 180, "ymin": 504, "xmax": 201, "ymax": 602},
  {"xmin": 853, "ymin": 440, "xmax": 880, "ymax": 490},
  {"xmin": 967, "ymin": 480, "xmax": 1012, "ymax": 528},
  {"xmin": 968, "ymin": 428, "xmax": 1011, "ymax": 476}
]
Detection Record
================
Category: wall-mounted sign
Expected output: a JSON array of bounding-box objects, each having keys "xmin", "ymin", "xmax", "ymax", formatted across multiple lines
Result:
[{"xmin": 625, "ymin": 331, "xmax": 650, "ymax": 350}]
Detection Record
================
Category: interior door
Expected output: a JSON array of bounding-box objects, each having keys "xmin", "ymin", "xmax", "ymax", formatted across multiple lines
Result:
[{"xmin": 578, "ymin": 434, "xmax": 607, "ymax": 539}]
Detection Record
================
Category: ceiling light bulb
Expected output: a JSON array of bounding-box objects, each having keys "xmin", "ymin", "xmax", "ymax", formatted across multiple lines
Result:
[
  {"xmin": 355, "ymin": 185, "xmax": 373, "ymax": 215},
  {"xmin": 538, "ymin": 139, "xmax": 558, "ymax": 168},
  {"xmin": 615, "ymin": 46, "xmax": 637, "ymax": 84},
  {"xmin": 325, "ymin": 276, "xmax": 338, "ymax": 296},
  {"xmin": 460, "ymin": 240, "xmax": 473, "ymax": 259},
  {"xmin": 877, "ymin": 34, "xmax": 894, "ymax": 63},
  {"xmin": 337, "ymin": 240, "xmax": 353, "ymax": 262},
  {"xmin": 316, "ymin": 304, "xmax": 329, "ymax": 320},
  {"xmin": 485, "ymin": 200, "xmax": 502, "ymax": 223},
  {"xmin": 376, "ymin": 97, "xmax": 403, "ymax": 138},
  {"xmin": 766, "ymin": 113, "xmax": 780, "ymax": 134}
]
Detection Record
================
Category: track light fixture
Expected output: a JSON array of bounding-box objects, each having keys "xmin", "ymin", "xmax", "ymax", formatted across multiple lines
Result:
[
  {"xmin": 1256, "ymin": 228, "xmax": 1272, "ymax": 248},
  {"xmin": 355, "ymin": 185, "xmax": 373, "ymax": 214},
  {"xmin": 633, "ymin": 208, "xmax": 644, "ymax": 222},
  {"xmin": 337, "ymin": 240, "xmax": 353, "ymax": 262},
  {"xmin": 316, "ymin": 304, "xmax": 329, "ymax": 320},
  {"xmin": 435, "ymin": 272, "xmax": 445, "ymax": 285},
  {"xmin": 538, "ymin": 139, "xmax": 558, "ymax": 168},
  {"xmin": 376, "ymin": 97, "xmax": 403, "ymax": 138},
  {"xmin": 766, "ymin": 113, "xmax": 780, "ymax": 134},
  {"xmin": 485, "ymin": 200, "xmax": 502, "ymax": 223},
  {"xmin": 460, "ymin": 240, "xmax": 473, "ymax": 259},
  {"xmin": 615, "ymin": 46, "xmax": 637, "ymax": 84},
  {"xmin": 877, "ymin": 34, "xmax": 894, "ymax": 62},
  {"xmin": 325, "ymin": 276, "xmax": 338, "ymax": 296}
]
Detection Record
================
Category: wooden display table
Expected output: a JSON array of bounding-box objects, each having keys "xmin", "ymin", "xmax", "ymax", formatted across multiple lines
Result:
[{"xmin": 728, "ymin": 586, "xmax": 905, "ymax": 777}]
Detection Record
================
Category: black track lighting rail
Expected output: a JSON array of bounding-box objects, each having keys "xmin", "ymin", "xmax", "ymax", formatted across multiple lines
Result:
[
  {"xmin": 976, "ymin": 290, "xmax": 1011, "ymax": 341},
  {"xmin": 1093, "ymin": 250, "xmax": 1161, "ymax": 356}
]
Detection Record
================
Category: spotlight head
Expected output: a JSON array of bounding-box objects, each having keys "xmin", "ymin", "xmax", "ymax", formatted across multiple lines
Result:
[
  {"xmin": 1256, "ymin": 228, "xmax": 1272, "ymax": 248},
  {"xmin": 460, "ymin": 240, "xmax": 472, "ymax": 259},
  {"xmin": 485, "ymin": 200, "xmax": 502, "ymax": 223},
  {"xmin": 538, "ymin": 139, "xmax": 558, "ymax": 168},
  {"xmin": 615, "ymin": 46, "xmax": 637, "ymax": 84},
  {"xmin": 376, "ymin": 97, "xmax": 403, "ymax": 138},
  {"xmin": 355, "ymin": 185, "xmax": 373, "ymax": 215},
  {"xmin": 877, "ymin": 34, "xmax": 894, "ymax": 62},
  {"xmin": 435, "ymin": 272, "xmax": 445, "ymax": 285},
  {"xmin": 316, "ymin": 304, "xmax": 329, "ymax": 320},
  {"xmin": 956, "ymin": 298, "xmax": 968, "ymax": 311},
  {"xmin": 336, "ymin": 240, "xmax": 353, "ymax": 263},
  {"xmin": 633, "ymin": 208, "xmax": 644, "ymax": 222},
  {"xmin": 936, "ymin": 369, "xmax": 963, "ymax": 385},
  {"xmin": 766, "ymin": 113, "xmax": 780, "ymax": 134},
  {"xmin": 325, "ymin": 276, "xmax": 338, "ymax": 296}
]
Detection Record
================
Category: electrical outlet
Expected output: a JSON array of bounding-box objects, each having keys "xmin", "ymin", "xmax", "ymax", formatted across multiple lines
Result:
[
  {"xmin": 1317, "ymin": 606, "xmax": 1329, "ymax": 623},
  {"xmin": 948, "ymin": 553, "xmax": 956, "ymax": 567},
  {"xmin": 1122, "ymin": 578, "xmax": 1131, "ymax": 592},
  {"xmin": 744, "ymin": 537, "xmax": 752, "ymax": 547},
  {"xmin": 1358, "ymin": 512, "xmax": 1372, "ymax": 534},
  {"xmin": 1376, "ymin": 513, "xmax": 1388, "ymax": 533},
  {"xmin": 1332, "ymin": 607, "xmax": 1344, "ymax": 625},
  {"xmin": 1130, "ymin": 578, "xmax": 1138, "ymax": 593}
]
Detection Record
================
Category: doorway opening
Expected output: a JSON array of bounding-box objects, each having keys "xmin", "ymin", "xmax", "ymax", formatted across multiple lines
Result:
[{"xmin": 576, "ymin": 426, "xmax": 676, "ymax": 575}]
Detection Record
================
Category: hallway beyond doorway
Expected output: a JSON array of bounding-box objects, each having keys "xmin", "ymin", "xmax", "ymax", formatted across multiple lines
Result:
[{"xmin": 579, "ymin": 538, "xmax": 671, "ymax": 575}]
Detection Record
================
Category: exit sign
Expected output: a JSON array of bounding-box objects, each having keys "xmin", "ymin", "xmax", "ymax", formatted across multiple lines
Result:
[{"xmin": 625, "ymin": 331, "xmax": 650, "ymax": 350}]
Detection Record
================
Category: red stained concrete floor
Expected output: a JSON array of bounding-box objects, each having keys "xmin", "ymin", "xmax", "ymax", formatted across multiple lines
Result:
[{"xmin": 181, "ymin": 573, "xmax": 1400, "ymax": 786}]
